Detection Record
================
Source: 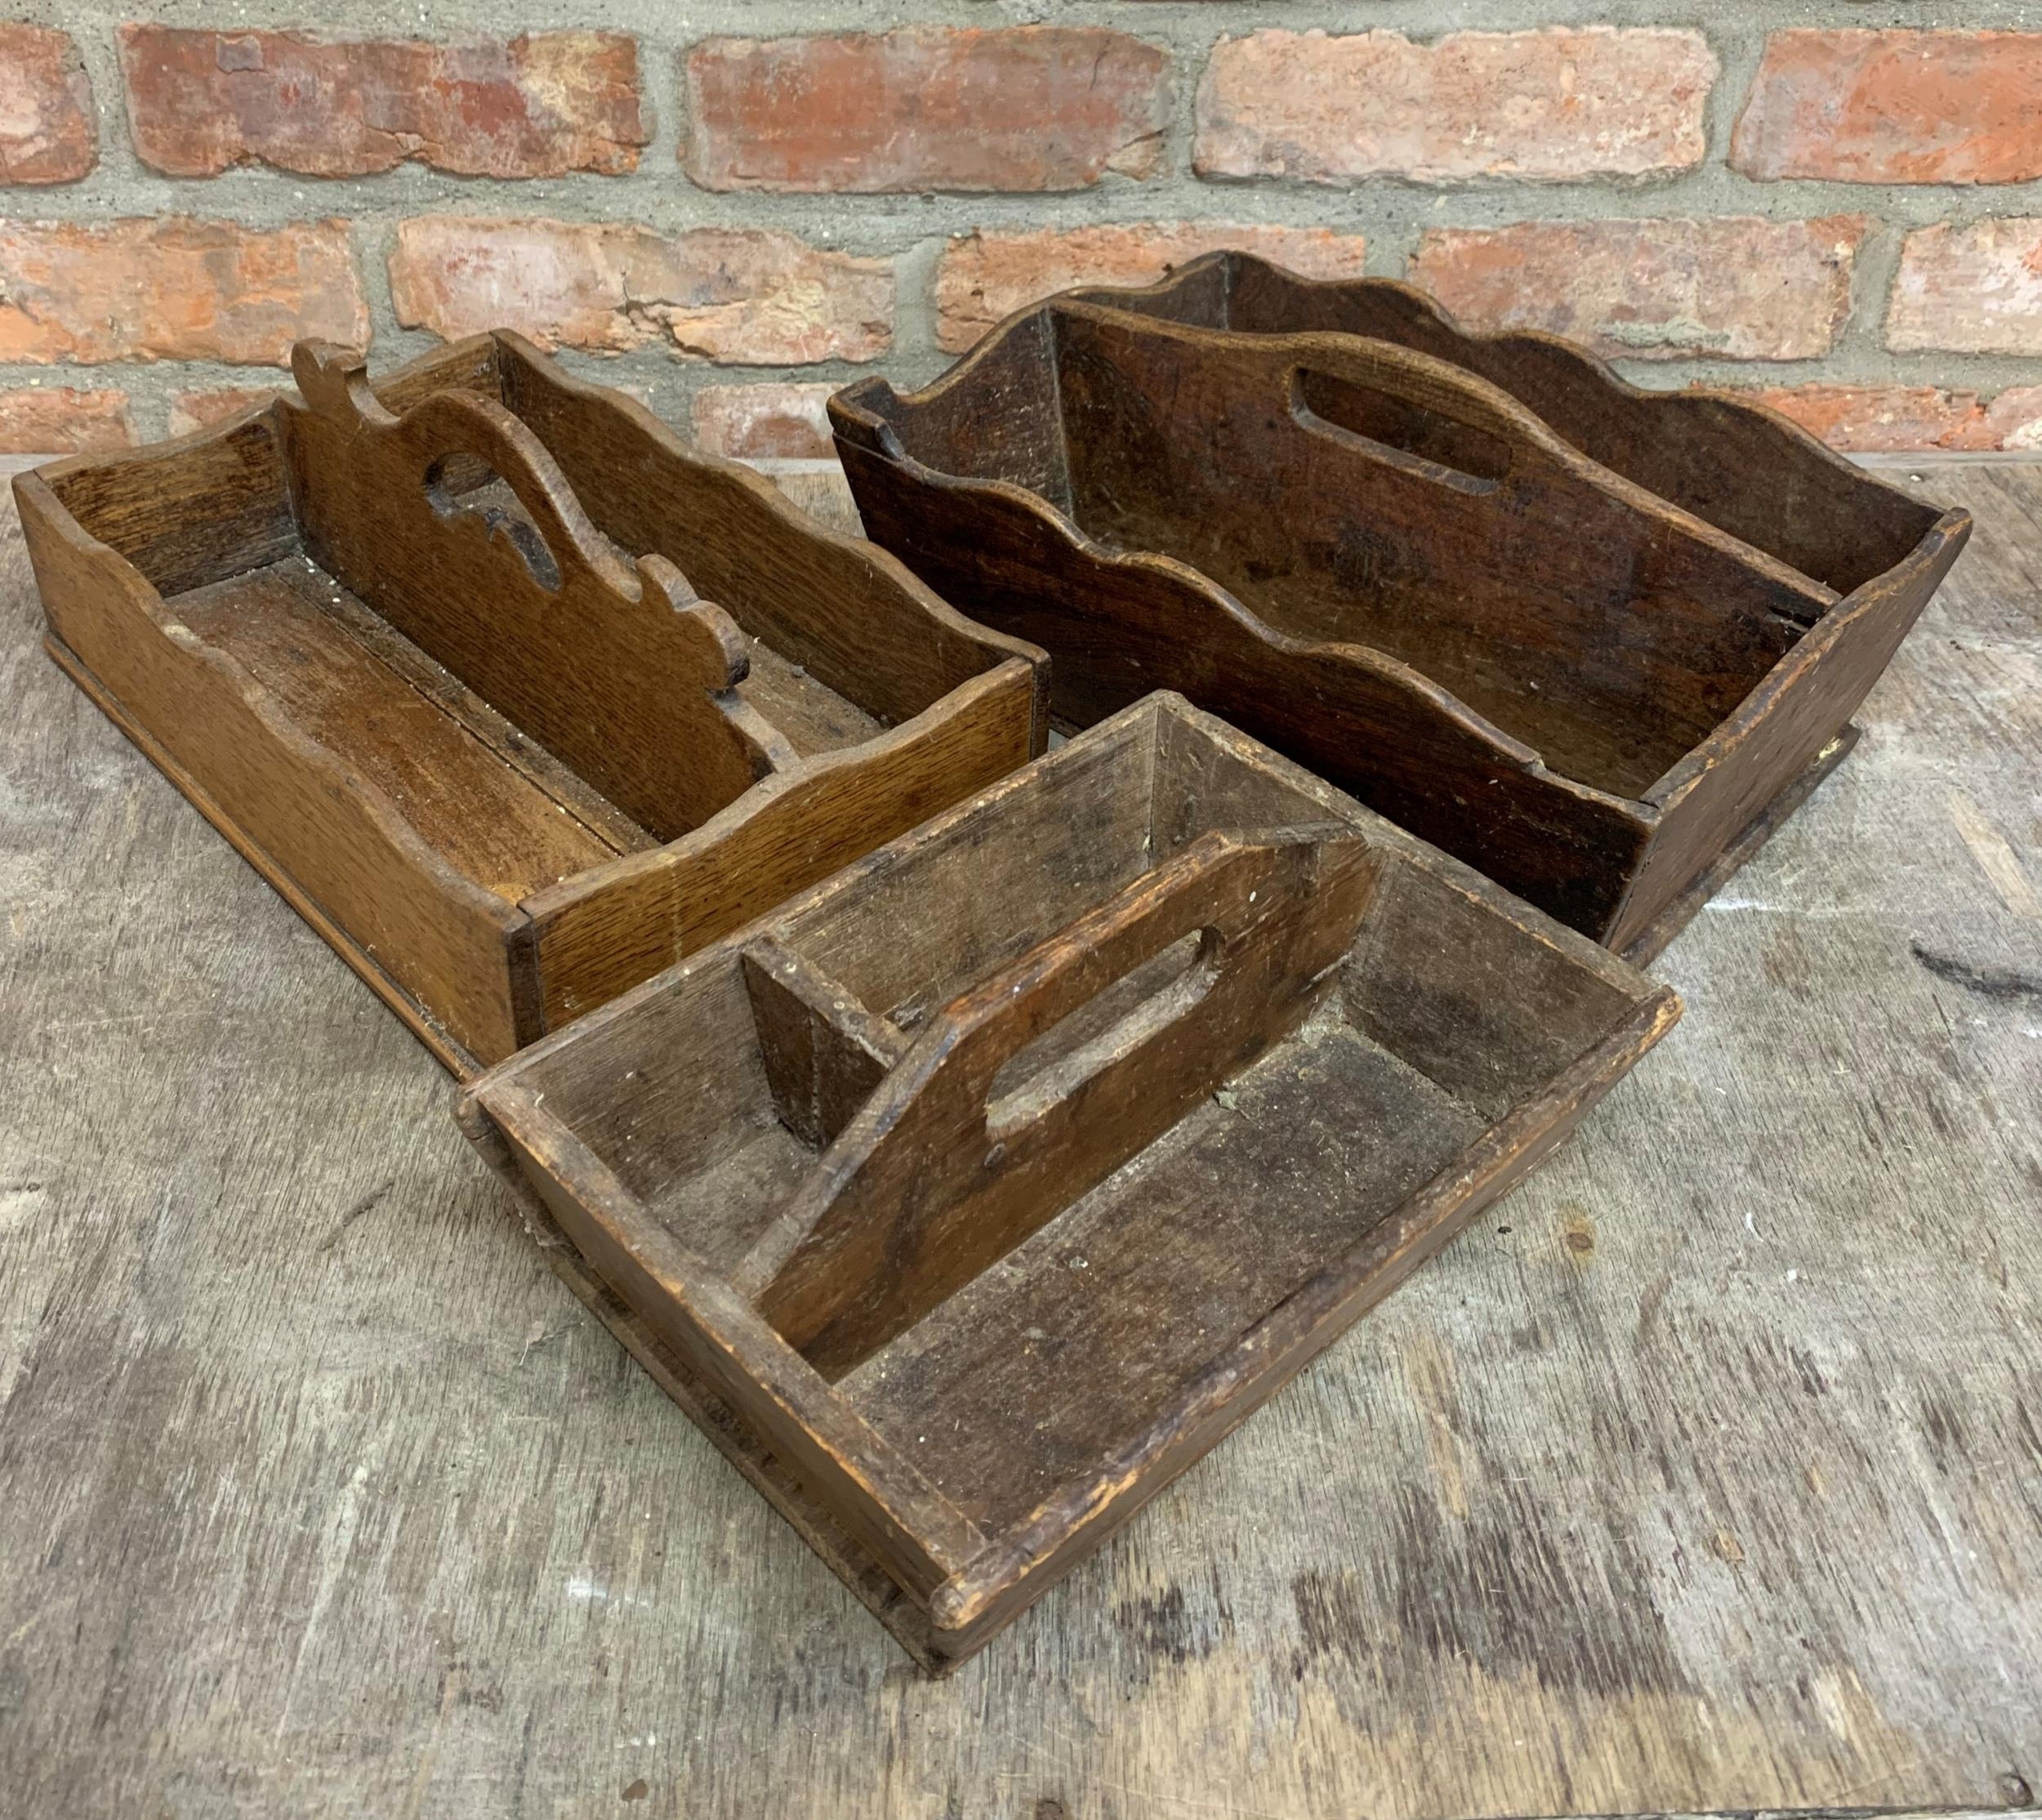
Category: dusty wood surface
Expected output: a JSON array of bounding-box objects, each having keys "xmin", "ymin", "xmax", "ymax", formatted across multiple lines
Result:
[{"xmin": 1, "ymin": 453, "xmax": 2037, "ymax": 1818}]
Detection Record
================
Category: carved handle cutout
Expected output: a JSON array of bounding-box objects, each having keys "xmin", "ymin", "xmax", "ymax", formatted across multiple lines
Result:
[
  {"xmin": 281, "ymin": 337, "xmax": 796, "ymax": 841},
  {"xmin": 423, "ymin": 457, "xmax": 563, "ymax": 591},
  {"xmin": 1291, "ymin": 367, "xmax": 1509, "ymax": 493},
  {"xmin": 983, "ymin": 926, "xmax": 1220, "ymax": 1143},
  {"xmin": 756, "ymin": 826, "xmax": 1381, "ymax": 1377}
]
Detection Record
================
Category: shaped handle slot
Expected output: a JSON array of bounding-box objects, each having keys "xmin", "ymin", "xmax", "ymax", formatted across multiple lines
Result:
[
  {"xmin": 1288, "ymin": 364, "xmax": 1513, "ymax": 494},
  {"xmin": 295, "ymin": 341, "xmax": 642, "ymax": 601}
]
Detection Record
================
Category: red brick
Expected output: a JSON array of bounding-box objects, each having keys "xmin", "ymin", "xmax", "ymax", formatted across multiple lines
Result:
[
  {"xmin": 1408, "ymin": 216, "xmax": 1869, "ymax": 362},
  {"xmin": 1196, "ymin": 28, "xmax": 1714, "ymax": 184},
  {"xmin": 1733, "ymin": 31, "xmax": 2042, "ymax": 185},
  {"xmin": 1748, "ymin": 383, "xmax": 2042, "ymax": 452},
  {"xmin": 1750, "ymin": 385, "xmax": 1980, "ymax": 452},
  {"xmin": 691, "ymin": 383, "xmax": 835, "ymax": 460},
  {"xmin": 389, "ymin": 218, "xmax": 892, "ymax": 365},
  {"xmin": 121, "ymin": 27, "xmax": 645, "ymax": 179},
  {"xmin": 0, "ymin": 387, "xmax": 133, "ymax": 453},
  {"xmin": 936, "ymin": 222, "xmax": 1370, "ymax": 352},
  {"xmin": 167, "ymin": 388, "xmax": 282, "ymax": 438},
  {"xmin": 684, "ymin": 29, "xmax": 1170, "ymax": 192},
  {"xmin": 0, "ymin": 220, "xmax": 368, "ymax": 366},
  {"xmin": 0, "ymin": 25, "xmax": 96, "ymax": 183},
  {"xmin": 1888, "ymin": 219, "xmax": 2042, "ymax": 355},
  {"xmin": 1986, "ymin": 389, "xmax": 2042, "ymax": 450}
]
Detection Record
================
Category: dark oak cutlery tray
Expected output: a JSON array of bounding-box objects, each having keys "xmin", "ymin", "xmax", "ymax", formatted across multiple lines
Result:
[
  {"xmin": 17, "ymin": 331, "xmax": 1046, "ymax": 1068},
  {"xmin": 460, "ymin": 694, "xmax": 1678, "ymax": 1667},
  {"xmin": 830, "ymin": 269, "xmax": 1969, "ymax": 960},
  {"xmin": 1061, "ymin": 251, "xmax": 1947, "ymax": 603}
]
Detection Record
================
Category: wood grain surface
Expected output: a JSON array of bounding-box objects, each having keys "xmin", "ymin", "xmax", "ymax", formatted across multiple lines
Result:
[{"xmin": 1, "ymin": 454, "xmax": 2036, "ymax": 1818}]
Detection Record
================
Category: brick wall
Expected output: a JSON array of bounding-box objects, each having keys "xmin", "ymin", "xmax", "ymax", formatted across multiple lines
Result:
[{"xmin": 6, "ymin": 6, "xmax": 2042, "ymax": 460}]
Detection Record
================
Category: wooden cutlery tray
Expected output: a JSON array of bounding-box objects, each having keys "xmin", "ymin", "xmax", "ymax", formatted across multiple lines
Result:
[
  {"xmin": 460, "ymin": 694, "xmax": 1678, "ymax": 1667},
  {"xmin": 1062, "ymin": 249, "xmax": 1953, "ymax": 604},
  {"xmin": 17, "ymin": 332, "xmax": 1046, "ymax": 1069},
  {"xmin": 831, "ymin": 292, "xmax": 1969, "ymax": 959}
]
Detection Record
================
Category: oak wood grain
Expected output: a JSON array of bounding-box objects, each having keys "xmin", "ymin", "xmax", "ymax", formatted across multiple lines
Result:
[{"xmin": 16, "ymin": 336, "xmax": 1046, "ymax": 1068}]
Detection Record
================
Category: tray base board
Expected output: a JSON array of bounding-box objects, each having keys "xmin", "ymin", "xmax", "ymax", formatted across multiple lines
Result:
[
  {"xmin": 1620, "ymin": 725, "xmax": 1858, "ymax": 967},
  {"xmin": 45, "ymin": 634, "xmax": 482, "ymax": 1079}
]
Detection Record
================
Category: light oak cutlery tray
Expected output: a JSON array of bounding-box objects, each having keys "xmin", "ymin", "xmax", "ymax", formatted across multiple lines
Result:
[
  {"xmin": 460, "ymin": 694, "xmax": 1679, "ymax": 1668},
  {"xmin": 830, "ymin": 285, "xmax": 1968, "ymax": 961},
  {"xmin": 18, "ymin": 331, "xmax": 1046, "ymax": 1069}
]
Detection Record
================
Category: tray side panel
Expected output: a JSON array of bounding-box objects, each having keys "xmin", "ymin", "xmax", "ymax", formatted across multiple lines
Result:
[
  {"xmin": 1609, "ymin": 511, "xmax": 1971, "ymax": 953},
  {"xmin": 40, "ymin": 634, "xmax": 484, "ymax": 1077},
  {"xmin": 525, "ymin": 660, "xmax": 1041, "ymax": 1028},
  {"xmin": 32, "ymin": 412, "xmax": 298, "ymax": 597},
  {"xmin": 836, "ymin": 438, "xmax": 1652, "ymax": 941},
  {"xmin": 19, "ymin": 474, "xmax": 528, "ymax": 1064},
  {"xmin": 1614, "ymin": 723, "xmax": 1857, "ymax": 967}
]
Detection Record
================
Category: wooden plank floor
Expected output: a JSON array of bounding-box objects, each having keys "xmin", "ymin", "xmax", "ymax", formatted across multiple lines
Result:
[{"xmin": 1, "ymin": 454, "xmax": 2037, "ymax": 1819}]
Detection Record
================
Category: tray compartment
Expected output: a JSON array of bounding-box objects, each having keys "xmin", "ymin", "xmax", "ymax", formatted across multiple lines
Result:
[
  {"xmin": 462, "ymin": 694, "xmax": 1678, "ymax": 1667},
  {"xmin": 164, "ymin": 551, "xmax": 635, "ymax": 901},
  {"xmin": 831, "ymin": 288, "xmax": 1970, "ymax": 961},
  {"xmin": 836, "ymin": 1006, "xmax": 1487, "ymax": 1536},
  {"xmin": 20, "ymin": 332, "xmax": 1046, "ymax": 1069}
]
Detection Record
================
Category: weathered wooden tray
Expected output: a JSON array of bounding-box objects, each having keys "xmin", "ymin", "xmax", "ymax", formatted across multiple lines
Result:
[
  {"xmin": 17, "ymin": 332, "xmax": 1046, "ymax": 1071},
  {"xmin": 830, "ymin": 293, "xmax": 1969, "ymax": 961},
  {"xmin": 459, "ymin": 693, "xmax": 1679, "ymax": 1669}
]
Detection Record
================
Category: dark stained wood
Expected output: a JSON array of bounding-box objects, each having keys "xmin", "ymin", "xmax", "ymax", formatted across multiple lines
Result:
[
  {"xmin": 16, "ymin": 332, "xmax": 1046, "ymax": 1069},
  {"xmin": 5, "ymin": 455, "xmax": 2042, "ymax": 1813},
  {"xmin": 831, "ymin": 285, "xmax": 1970, "ymax": 958},
  {"xmin": 461, "ymin": 694, "xmax": 1679, "ymax": 1668},
  {"xmin": 1071, "ymin": 251, "xmax": 1941, "ymax": 597}
]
